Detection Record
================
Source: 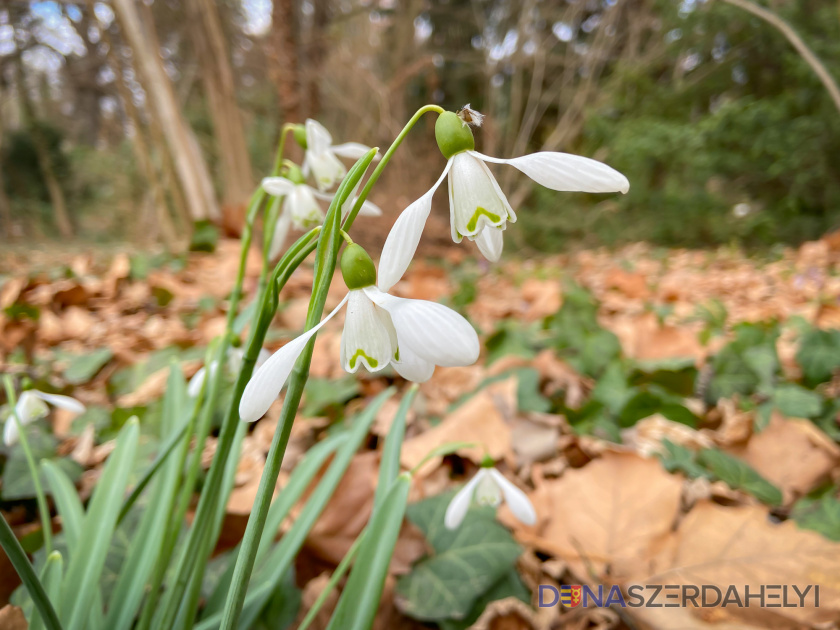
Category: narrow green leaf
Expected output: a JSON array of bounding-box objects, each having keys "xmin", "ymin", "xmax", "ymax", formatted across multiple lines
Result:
[
  {"xmin": 326, "ymin": 474, "xmax": 411, "ymax": 630},
  {"xmin": 374, "ymin": 387, "xmax": 416, "ymax": 511},
  {"xmin": 42, "ymin": 461, "xmax": 85, "ymax": 556},
  {"xmin": 60, "ymin": 418, "xmax": 140, "ymax": 630},
  {"xmin": 0, "ymin": 513, "xmax": 62, "ymax": 630},
  {"xmin": 30, "ymin": 551, "xmax": 63, "ymax": 630}
]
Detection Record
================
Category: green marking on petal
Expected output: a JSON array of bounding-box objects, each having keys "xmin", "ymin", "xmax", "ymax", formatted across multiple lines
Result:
[
  {"xmin": 394, "ymin": 348, "xmax": 400, "ymax": 362},
  {"xmin": 349, "ymin": 349, "xmax": 379, "ymax": 370},
  {"xmin": 466, "ymin": 206, "xmax": 502, "ymax": 232}
]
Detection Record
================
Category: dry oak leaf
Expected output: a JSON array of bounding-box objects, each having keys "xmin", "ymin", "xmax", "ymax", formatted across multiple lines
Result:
[
  {"xmin": 606, "ymin": 312, "xmax": 704, "ymax": 362},
  {"xmin": 400, "ymin": 387, "xmax": 513, "ymax": 474},
  {"xmin": 634, "ymin": 501, "xmax": 840, "ymax": 628},
  {"xmin": 604, "ymin": 267, "xmax": 651, "ymax": 300},
  {"xmin": 729, "ymin": 414, "xmax": 840, "ymax": 504},
  {"xmin": 509, "ymin": 452, "xmax": 682, "ymax": 582}
]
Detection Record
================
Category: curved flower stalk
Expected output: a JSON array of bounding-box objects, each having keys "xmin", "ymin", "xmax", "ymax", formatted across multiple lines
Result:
[
  {"xmin": 5, "ymin": 390, "xmax": 85, "ymax": 446},
  {"xmin": 239, "ymin": 244, "xmax": 480, "ymax": 422},
  {"xmin": 188, "ymin": 347, "xmax": 272, "ymax": 398},
  {"xmin": 379, "ymin": 106, "xmax": 630, "ymax": 291},
  {"xmin": 444, "ymin": 463, "xmax": 536, "ymax": 529},
  {"xmin": 262, "ymin": 166, "xmax": 381, "ymax": 259},
  {"xmin": 300, "ymin": 119, "xmax": 381, "ymax": 191}
]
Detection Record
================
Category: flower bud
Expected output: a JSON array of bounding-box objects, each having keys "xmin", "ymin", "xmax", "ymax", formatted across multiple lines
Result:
[
  {"xmin": 340, "ymin": 243, "xmax": 377, "ymax": 290},
  {"xmin": 292, "ymin": 124, "xmax": 307, "ymax": 149},
  {"xmin": 285, "ymin": 163, "xmax": 305, "ymax": 184},
  {"xmin": 435, "ymin": 111, "xmax": 475, "ymax": 159}
]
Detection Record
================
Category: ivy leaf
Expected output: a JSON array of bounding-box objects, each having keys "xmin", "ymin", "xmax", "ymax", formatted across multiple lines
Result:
[
  {"xmin": 796, "ymin": 328, "xmax": 840, "ymax": 388},
  {"xmin": 657, "ymin": 439, "xmax": 709, "ymax": 479},
  {"xmin": 1, "ymin": 427, "xmax": 83, "ymax": 500},
  {"xmin": 771, "ymin": 384, "xmax": 823, "ymax": 419},
  {"xmin": 62, "ymin": 348, "xmax": 113, "ymax": 385},
  {"xmin": 396, "ymin": 492, "xmax": 522, "ymax": 622},
  {"xmin": 439, "ymin": 569, "xmax": 530, "ymax": 630},
  {"xmin": 791, "ymin": 493, "xmax": 840, "ymax": 541},
  {"xmin": 698, "ymin": 448, "xmax": 783, "ymax": 506}
]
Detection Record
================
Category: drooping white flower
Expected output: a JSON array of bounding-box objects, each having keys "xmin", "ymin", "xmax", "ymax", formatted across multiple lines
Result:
[
  {"xmin": 262, "ymin": 175, "xmax": 382, "ymax": 259},
  {"xmin": 444, "ymin": 467, "xmax": 536, "ymax": 530},
  {"xmin": 301, "ymin": 119, "xmax": 380, "ymax": 191},
  {"xmin": 5, "ymin": 390, "xmax": 85, "ymax": 447},
  {"xmin": 188, "ymin": 347, "xmax": 271, "ymax": 398},
  {"xmin": 239, "ymin": 245, "xmax": 480, "ymax": 422},
  {"xmin": 378, "ymin": 109, "xmax": 630, "ymax": 291}
]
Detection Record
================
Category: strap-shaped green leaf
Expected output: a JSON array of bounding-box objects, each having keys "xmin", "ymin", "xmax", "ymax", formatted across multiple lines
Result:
[
  {"xmin": 41, "ymin": 461, "xmax": 84, "ymax": 556},
  {"xmin": 326, "ymin": 474, "xmax": 411, "ymax": 630},
  {"xmin": 59, "ymin": 418, "xmax": 139, "ymax": 630},
  {"xmin": 30, "ymin": 551, "xmax": 63, "ymax": 630}
]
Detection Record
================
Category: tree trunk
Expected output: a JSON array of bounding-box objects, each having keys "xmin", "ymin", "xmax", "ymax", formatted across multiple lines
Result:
[
  {"xmin": 186, "ymin": 0, "xmax": 254, "ymax": 209},
  {"xmin": 14, "ymin": 57, "xmax": 73, "ymax": 239},
  {"xmin": 0, "ymin": 96, "xmax": 14, "ymax": 239},
  {"xmin": 266, "ymin": 0, "xmax": 302, "ymax": 123},
  {"xmin": 111, "ymin": 0, "xmax": 220, "ymax": 222}
]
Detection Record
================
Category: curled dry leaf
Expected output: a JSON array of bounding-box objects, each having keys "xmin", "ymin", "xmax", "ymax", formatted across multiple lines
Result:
[{"xmin": 622, "ymin": 414, "xmax": 713, "ymax": 458}]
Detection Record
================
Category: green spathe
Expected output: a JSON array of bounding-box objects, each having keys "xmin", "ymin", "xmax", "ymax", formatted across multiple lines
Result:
[
  {"xmin": 285, "ymin": 163, "xmax": 305, "ymax": 184},
  {"xmin": 292, "ymin": 124, "xmax": 307, "ymax": 149},
  {"xmin": 435, "ymin": 111, "xmax": 474, "ymax": 159},
  {"xmin": 340, "ymin": 243, "xmax": 377, "ymax": 289}
]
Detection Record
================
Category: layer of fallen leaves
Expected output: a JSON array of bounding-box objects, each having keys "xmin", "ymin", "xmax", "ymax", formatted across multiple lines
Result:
[{"xmin": 2, "ymin": 236, "xmax": 840, "ymax": 629}]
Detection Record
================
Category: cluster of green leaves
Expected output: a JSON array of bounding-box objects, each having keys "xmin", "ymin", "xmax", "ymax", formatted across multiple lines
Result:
[{"xmin": 479, "ymin": 280, "xmax": 840, "ymax": 511}]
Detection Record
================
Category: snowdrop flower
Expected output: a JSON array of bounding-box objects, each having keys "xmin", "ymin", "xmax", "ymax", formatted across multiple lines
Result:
[
  {"xmin": 379, "ymin": 107, "xmax": 630, "ymax": 290},
  {"xmin": 188, "ymin": 347, "xmax": 271, "ymax": 397},
  {"xmin": 262, "ymin": 164, "xmax": 382, "ymax": 258},
  {"xmin": 5, "ymin": 390, "xmax": 85, "ymax": 447},
  {"xmin": 444, "ymin": 464, "xmax": 536, "ymax": 530},
  {"xmin": 239, "ymin": 244, "xmax": 480, "ymax": 422},
  {"xmin": 298, "ymin": 119, "xmax": 380, "ymax": 191}
]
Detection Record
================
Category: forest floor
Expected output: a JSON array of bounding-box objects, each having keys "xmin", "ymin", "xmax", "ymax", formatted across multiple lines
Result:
[{"xmin": 2, "ymin": 237, "xmax": 840, "ymax": 629}]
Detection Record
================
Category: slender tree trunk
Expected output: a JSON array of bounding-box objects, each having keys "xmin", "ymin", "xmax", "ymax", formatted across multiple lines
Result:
[
  {"xmin": 14, "ymin": 57, "xmax": 73, "ymax": 238},
  {"xmin": 87, "ymin": 0, "xmax": 178, "ymax": 249},
  {"xmin": 0, "ymin": 85, "xmax": 14, "ymax": 239},
  {"xmin": 111, "ymin": 0, "xmax": 220, "ymax": 222},
  {"xmin": 266, "ymin": 0, "xmax": 302, "ymax": 123},
  {"xmin": 186, "ymin": 0, "xmax": 253, "ymax": 209}
]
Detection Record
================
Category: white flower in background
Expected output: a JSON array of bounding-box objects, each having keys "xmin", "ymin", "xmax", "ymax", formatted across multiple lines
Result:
[
  {"xmin": 301, "ymin": 119, "xmax": 380, "ymax": 191},
  {"xmin": 239, "ymin": 244, "xmax": 480, "ymax": 422},
  {"xmin": 188, "ymin": 347, "xmax": 271, "ymax": 398},
  {"xmin": 262, "ymin": 170, "xmax": 382, "ymax": 259},
  {"xmin": 444, "ymin": 466, "xmax": 536, "ymax": 530},
  {"xmin": 5, "ymin": 390, "xmax": 85, "ymax": 447},
  {"xmin": 378, "ymin": 108, "xmax": 630, "ymax": 290}
]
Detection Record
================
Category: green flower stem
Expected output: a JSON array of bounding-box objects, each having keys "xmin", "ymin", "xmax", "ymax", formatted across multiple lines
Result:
[
  {"xmin": 219, "ymin": 149, "xmax": 378, "ymax": 630},
  {"xmin": 0, "ymin": 511, "xmax": 62, "ymax": 630},
  {"xmin": 155, "ymin": 224, "xmax": 323, "ymax": 629},
  {"xmin": 271, "ymin": 123, "xmax": 298, "ymax": 178},
  {"xmin": 3, "ymin": 377, "xmax": 52, "ymax": 555},
  {"xmin": 342, "ymin": 104, "xmax": 443, "ymax": 231},
  {"xmin": 298, "ymin": 531, "xmax": 364, "ymax": 630}
]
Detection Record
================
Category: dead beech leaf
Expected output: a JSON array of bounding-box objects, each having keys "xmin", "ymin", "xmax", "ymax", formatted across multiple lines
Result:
[
  {"xmin": 0, "ymin": 606, "xmax": 27, "ymax": 630},
  {"xmin": 511, "ymin": 417, "xmax": 559, "ymax": 466},
  {"xmin": 116, "ymin": 367, "xmax": 171, "ymax": 407},
  {"xmin": 729, "ymin": 414, "xmax": 840, "ymax": 503},
  {"xmin": 400, "ymin": 388, "xmax": 512, "ymax": 474},
  {"xmin": 607, "ymin": 312, "xmax": 704, "ymax": 362},
  {"xmin": 636, "ymin": 501, "xmax": 840, "ymax": 627},
  {"xmin": 604, "ymin": 267, "xmax": 650, "ymax": 299},
  {"xmin": 622, "ymin": 414, "xmax": 713, "ymax": 458},
  {"xmin": 521, "ymin": 278, "xmax": 562, "ymax": 321},
  {"xmin": 511, "ymin": 452, "xmax": 682, "ymax": 581},
  {"xmin": 532, "ymin": 350, "xmax": 591, "ymax": 409}
]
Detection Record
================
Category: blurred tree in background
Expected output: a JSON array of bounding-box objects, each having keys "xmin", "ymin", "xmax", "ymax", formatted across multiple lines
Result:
[{"xmin": 0, "ymin": 0, "xmax": 838, "ymax": 250}]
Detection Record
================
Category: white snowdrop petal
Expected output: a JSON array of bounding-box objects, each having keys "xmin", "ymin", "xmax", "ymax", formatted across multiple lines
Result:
[
  {"xmin": 358, "ymin": 199, "xmax": 382, "ymax": 216},
  {"xmin": 379, "ymin": 160, "xmax": 453, "ymax": 292},
  {"xmin": 239, "ymin": 294, "xmax": 349, "ymax": 422},
  {"xmin": 305, "ymin": 119, "xmax": 333, "ymax": 154},
  {"xmin": 268, "ymin": 207, "xmax": 293, "ymax": 259},
  {"xmin": 34, "ymin": 392, "xmax": 85, "ymax": 415},
  {"xmin": 363, "ymin": 287, "xmax": 480, "ymax": 367},
  {"xmin": 288, "ymin": 186, "xmax": 325, "ymax": 230},
  {"xmin": 330, "ymin": 142, "xmax": 375, "ymax": 159},
  {"xmin": 392, "ymin": 344, "xmax": 436, "ymax": 382},
  {"xmin": 474, "ymin": 226, "xmax": 504, "ymax": 262},
  {"xmin": 488, "ymin": 468, "xmax": 537, "ymax": 526},
  {"xmin": 472, "ymin": 150, "xmax": 629, "ymax": 194},
  {"xmin": 444, "ymin": 471, "xmax": 485, "ymax": 530},
  {"xmin": 449, "ymin": 153, "xmax": 511, "ymax": 239},
  {"xmin": 261, "ymin": 177, "xmax": 296, "ymax": 197},
  {"xmin": 15, "ymin": 391, "xmax": 48, "ymax": 424},
  {"xmin": 4, "ymin": 419, "xmax": 19, "ymax": 447},
  {"xmin": 340, "ymin": 291, "xmax": 394, "ymax": 373},
  {"xmin": 307, "ymin": 151, "xmax": 347, "ymax": 191},
  {"xmin": 187, "ymin": 367, "xmax": 207, "ymax": 398}
]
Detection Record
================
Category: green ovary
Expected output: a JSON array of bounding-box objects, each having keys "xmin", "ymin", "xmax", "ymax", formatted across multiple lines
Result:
[
  {"xmin": 349, "ymin": 349, "xmax": 379, "ymax": 369},
  {"xmin": 466, "ymin": 206, "xmax": 502, "ymax": 232}
]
